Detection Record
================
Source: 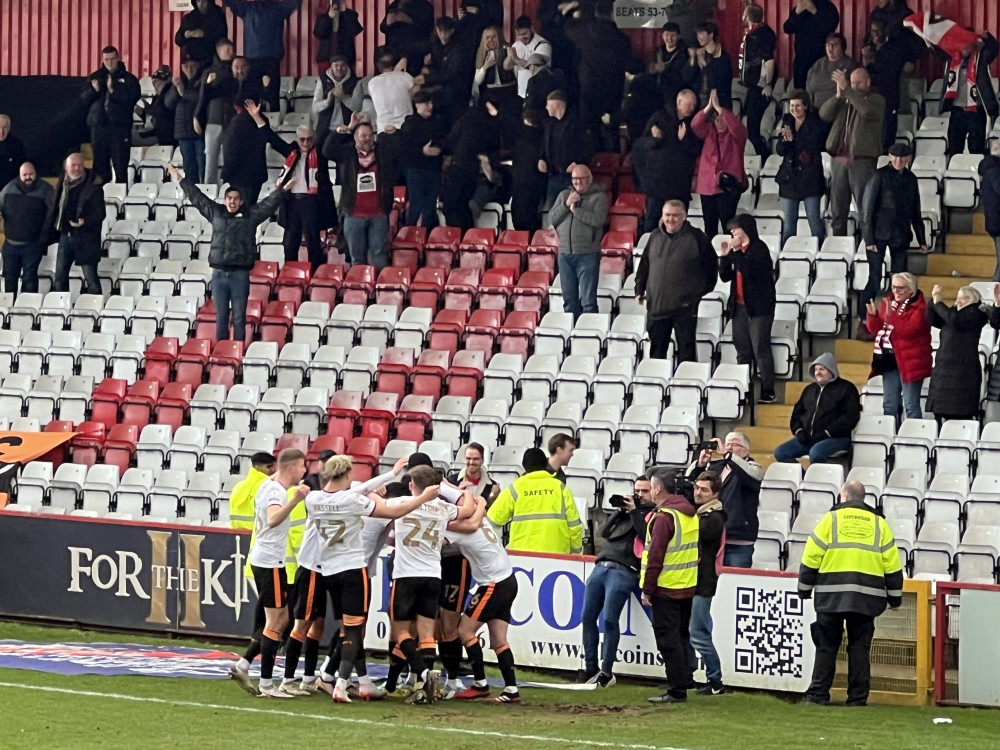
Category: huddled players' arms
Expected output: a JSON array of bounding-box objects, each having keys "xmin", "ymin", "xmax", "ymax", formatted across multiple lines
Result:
[
  {"xmin": 267, "ymin": 484, "xmax": 309, "ymax": 527},
  {"xmin": 371, "ymin": 484, "xmax": 441, "ymax": 519}
]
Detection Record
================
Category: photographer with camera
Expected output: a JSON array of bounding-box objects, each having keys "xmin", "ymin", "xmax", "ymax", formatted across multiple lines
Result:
[
  {"xmin": 642, "ymin": 468, "xmax": 699, "ymax": 705},
  {"xmin": 687, "ymin": 431, "xmax": 762, "ymax": 568},
  {"xmin": 578, "ymin": 476, "xmax": 654, "ymax": 688}
]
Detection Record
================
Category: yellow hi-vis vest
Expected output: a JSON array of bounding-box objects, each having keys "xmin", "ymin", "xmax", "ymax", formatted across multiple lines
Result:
[
  {"xmin": 639, "ymin": 507, "xmax": 700, "ymax": 591},
  {"xmin": 229, "ymin": 467, "xmax": 270, "ymax": 531},
  {"xmin": 487, "ymin": 470, "xmax": 584, "ymax": 554}
]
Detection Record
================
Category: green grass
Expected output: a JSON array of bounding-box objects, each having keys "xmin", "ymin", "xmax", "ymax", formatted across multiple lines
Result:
[{"xmin": 0, "ymin": 621, "xmax": 998, "ymax": 750}]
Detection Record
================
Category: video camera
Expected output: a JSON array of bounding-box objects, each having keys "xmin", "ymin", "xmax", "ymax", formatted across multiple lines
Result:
[{"xmin": 606, "ymin": 493, "xmax": 638, "ymax": 509}]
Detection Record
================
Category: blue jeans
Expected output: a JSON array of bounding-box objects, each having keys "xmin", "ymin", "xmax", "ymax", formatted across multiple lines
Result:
[
  {"xmin": 881, "ymin": 368, "xmax": 923, "ymax": 420},
  {"xmin": 723, "ymin": 543, "xmax": 754, "ymax": 568},
  {"xmin": 343, "ymin": 214, "xmax": 389, "ymax": 271},
  {"xmin": 780, "ymin": 195, "xmax": 825, "ymax": 248},
  {"xmin": 405, "ymin": 168, "xmax": 440, "ymax": 228},
  {"xmin": 557, "ymin": 252, "xmax": 600, "ymax": 320},
  {"xmin": 581, "ymin": 562, "xmax": 638, "ymax": 675},
  {"xmin": 774, "ymin": 435, "xmax": 853, "ymax": 464},
  {"xmin": 178, "ymin": 136, "xmax": 206, "ymax": 183},
  {"xmin": 2, "ymin": 239, "xmax": 43, "ymax": 298},
  {"xmin": 689, "ymin": 595, "xmax": 723, "ymax": 687},
  {"xmin": 211, "ymin": 268, "xmax": 250, "ymax": 343}
]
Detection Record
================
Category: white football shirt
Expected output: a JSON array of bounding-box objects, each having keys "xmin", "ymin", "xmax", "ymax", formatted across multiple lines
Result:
[
  {"xmin": 388, "ymin": 497, "xmax": 458, "ymax": 579},
  {"xmin": 300, "ymin": 490, "xmax": 377, "ymax": 575},
  {"xmin": 445, "ymin": 519, "xmax": 512, "ymax": 585},
  {"xmin": 248, "ymin": 479, "xmax": 293, "ymax": 568}
]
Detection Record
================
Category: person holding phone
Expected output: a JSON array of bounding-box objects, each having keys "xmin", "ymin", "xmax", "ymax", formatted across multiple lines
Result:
[{"xmin": 399, "ymin": 89, "xmax": 448, "ymax": 228}]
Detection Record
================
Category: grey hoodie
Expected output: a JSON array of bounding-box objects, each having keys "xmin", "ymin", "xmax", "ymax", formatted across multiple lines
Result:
[
  {"xmin": 809, "ymin": 351, "xmax": 840, "ymax": 381},
  {"xmin": 790, "ymin": 352, "xmax": 861, "ymax": 441}
]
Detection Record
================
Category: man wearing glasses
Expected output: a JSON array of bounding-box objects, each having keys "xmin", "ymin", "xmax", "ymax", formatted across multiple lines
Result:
[{"xmin": 274, "ymin": 125, "xmax": 338, "ymax": 270}]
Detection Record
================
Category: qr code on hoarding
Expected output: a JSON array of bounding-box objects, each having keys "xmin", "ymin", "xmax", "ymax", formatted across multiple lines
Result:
[{"xmin": 733, "ymin": 586, "xmax": 804, "ymax": 677}]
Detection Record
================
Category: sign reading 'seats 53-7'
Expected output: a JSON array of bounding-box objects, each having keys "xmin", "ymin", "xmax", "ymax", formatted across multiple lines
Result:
[{"xmin": 613, "ymin": 0, "xmax": 676, "ymax": 29}]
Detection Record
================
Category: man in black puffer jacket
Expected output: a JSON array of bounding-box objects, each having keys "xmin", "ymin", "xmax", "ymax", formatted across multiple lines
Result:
[
  {"xmin": 222, "ymin": 96, "xmax": 287, "ymax": 208},
  {"xmin": 169, "ymin": 164, "xmax": 291, "ymax": 345},
  {"xmin": 81, "ymin": 46, "xmax": 141, "ymax": 184}
]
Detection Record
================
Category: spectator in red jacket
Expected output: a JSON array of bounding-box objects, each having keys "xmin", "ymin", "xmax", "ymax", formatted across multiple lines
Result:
[
  {"xmin": 865, "ymin": 271, "xmax": 932, "ymax": 421},
  {"xmin": 691, "ymin": 89, "xmax": 748, "ymax": 238}
]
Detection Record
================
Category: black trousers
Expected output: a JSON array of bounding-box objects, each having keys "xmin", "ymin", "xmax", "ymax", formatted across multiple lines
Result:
[
  {"xmin": 648, "ymin": 303, "xmax": 698, "ymax": 363},
  {"xmin": 744, "ymin": 85, "xmax": 770, "ymax": 158},
  {"xmin": 91, "ymin": 123, "xmax": 131, "ymax": 184},
  {"xmin": 947, "ymin": 107, "xmax": 987, "ymax": 155},
  {"xmin": 807, "ymin": 611, "xmax": 876, "ymax": 705},
  {"xmin": 251, "ymin": 57, "xmax": 282, "ymax": 111},
  {"xmin": 701, "ymin": 189, "xmax": 743, "ymax": 239},
  {"xmin": 282, "ymin": 194, "xmax": 324, "ymax": 270},
  {"xmin": 651, "ymin": 596, "xmax": 693, "ymax": 697}
]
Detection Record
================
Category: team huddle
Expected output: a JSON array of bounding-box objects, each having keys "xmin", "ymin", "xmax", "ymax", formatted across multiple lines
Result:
[{"xmin": 229, "ymin": 448, "xmax": 522, "ymax": 705}]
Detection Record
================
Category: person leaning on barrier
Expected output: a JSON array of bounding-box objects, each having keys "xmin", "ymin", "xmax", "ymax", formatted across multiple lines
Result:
[
  {"xmin": 798, "ymin": 479, "xmax": 903, "ymax": 707},
  {"xmin": 487, "ymin": 447, "xmax": 583, "ymax": 556}
]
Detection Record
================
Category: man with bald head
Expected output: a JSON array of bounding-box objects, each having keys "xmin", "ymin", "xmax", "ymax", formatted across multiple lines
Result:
[
  {"xmin": 0, "ymin": 162, "xmax": 54, "ymax": 299},
  {"xmin": 548, "ymin": 163, "xmax": 608, "ymax": 320},
  {"xmin": 820, "ymin": 66, "xmax": 885, "ymax": 237},
  {"xmin": 46, "ymin": 153, "xmax": 105, "ymax": 296},
  {"xmin": 799, "ymin": 479, "xmax": 903, "ymax": 707}
]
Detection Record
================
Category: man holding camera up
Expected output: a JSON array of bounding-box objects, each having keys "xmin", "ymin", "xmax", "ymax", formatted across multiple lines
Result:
[
  {"xmin": 578, "ymin": 476, "xmax": 653, "ymax": 688},
  {"xmin": 688, "ymin": 432, "xmax": 762, "ymax": 568},
  {"xmin": 642, "ymin": 468, "xmax": 699, "ymax": 704}
]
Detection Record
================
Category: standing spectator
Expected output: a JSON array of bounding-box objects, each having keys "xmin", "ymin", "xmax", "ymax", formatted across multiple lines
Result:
[
  {"xmin": 871, "ymin": 0, "xmax": 915, "ymax": 33},
  {"xmin": 635, "ymin": 200, "xmax": 718, "ymax": 362},
  {"xmin": 473, "ymin": 26, "xmax": 518, "ymax": 111},
  {"xmin": 980, "ymin": 141, "xmax": 1000, "ymax": 281},
  {"xmin": 688, "ymin": 22, "xmax": 732, "ymax": 112},
  {"xmin": 820, "ymin": 68, "xmax": 885, "ymax": 238},
  {"xmin": 487, "ymin": 447, "xmax": 583, "ymax": 555},
  {"xmin": 367, "ymin": 52, "xmax": 415, "ymax": 134},
  {"xmin": 776, "ymin": 90, "xmax": 828, "ymax": 248},
  {"xmin": 691, "ymin": 89, "xmax": 748, "ymax": 239},
  {"xmin": 47, "ymin": 154, "xmax": 104, "ymax": 296},
  {"xmin": 509, "ymin": 16, "xmax": 551, "ymax": 99},
  {"xmin": 720, "ymin": 214, "xmax": 777, "ymax": 403},
  {"xmin": 223, "ymin": 0, "xmax": 304, "ymax": 110},
  {"xmin": 322, "ymin": 115, "xmax": 393, "ymax": 270},
  {"xmin": 549, "ymin": 165, "xmax": 609, "ymax": 320},
  {"xmin": 806, "ymin": 34, "xmax": 858, "ymax": 110},
  {"xmin": 738, "ymin": 5, "xmax": 776, "ymax": 159},
  {"xmin": 634, "ymin": 89, "xmax": 703, "ymax": 232},
  {"xmin": 174, "ymin": 0, "xmax": 229, "ymax": 67},
  {"xmin": 418, "ymin": 17, "xmax": 476, "ymax": 130},
  {"xmin": 688, "ymin": 432, "xmax": 762, "ymax": 568},
  {"xmin": 81, "ymin": 46, "xmax": 141, "ymax": 184},
  {"xmin": 926, "ymin": 285, "xmax": 992, "ymax": 422},
  {"xmin": 862, "ymin": 19, "xmax": 922, "ymax": 151},
  {"xmin": 221, "ymin": 97, "xmax": 285, "ymax": 207},
  {"xmin": 546, "ymin": 433, "xmax": 576, "ymax": 484},
  {"xmin": 689, "ymin": 471, "xmax": 727, "ymax": 696},
  {"xmin": 860, "ymin": 143, "xmax": 927, "ymax": 322},
  {"xmin": 510, "ymin": 109, "xmax": 547, "ymax": 233},
  {"xmin": 136, "ymin": 66, "xmax": 177, "ymax": 147},
  {"xmin": 166, "ymin": 56, "xmax": 206, "ymax": 182},
  {"xmin": 440, "ymin": 98, "xmax": 504, "ymax": 232},
  {"xmin": 523, "ymin": 54, "xmax": 566, "ymax": 116},
  {"xmin": 313, "ymin": 1, "xmax": 363, "ymax": 70},
  {"xmin": 649, "ymin": 22, "xmax": 691, "ymax": 108},
  {"xmin": 937, "ymin": 31, "xmax": 999, "ymax": 156},
  {"xmin": 446, "ymin": 442, "xmax": 500, "ymax": 503},
  {"xmin": 196, "ymin": 41, "xmax": 239, "ymax": 184},
  {"xmin": 399, "ymin": 90, "xmax": 449, "ymax": 228},
  {"xmin": 273, "ymin": 126, "xmax": 337, "ymax": 270},
  {"xmin": 380, "ymin": 0, "xmax": 433, "ymax": 77},
  {"xmin": 169, "ymin": 163, "xmax": 292, "ymax": 344},
  {"xmin": 865, "ymin": 272, "xmax": 932, "ymax": 421},
  {"xmin": 579, "ymin": 476, "xmax": 651, "ymax": 688},
  {"xmin": 0, "ymin": 162, "xmax": 54, "ymax": 299},
  {"xmin": 642, "ymin": 467, "xmax": 699, "ymax": 705},
  {"xmin": 539, "ymin": 90, "xmax": 593, "ymax": 207},
  {"xmin": 312, "ymin": 56, "xmax": 363, "ymax": 152},
  {"xmin": 0, "ymin": 116, "xmax": 28, "ymax": 189},
  {"xmin": 783, "ymin": 0, "xmax": 840, "ymax": 89},
  {"xmin": 799, "ymin": 480, "xmax": 903, "ymax": 707},
  {"xmin": 774, "ymin": 354, "xmax": 862, "ymax": 464}
]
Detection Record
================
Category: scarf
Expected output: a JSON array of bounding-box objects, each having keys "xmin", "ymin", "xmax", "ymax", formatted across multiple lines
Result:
[
  {"xmin": 946, "ymin": 52, "xmax": 981, "ymax": 111},
  {"xmin": 695, "ymin": 498, "xmax": 724, "ymax": 516},
  {"xmin": 872, "ymin": 294, "xmax": 914, "ymax": 356},
  {"xmin": 696, "ymin": 499, "xmax": 727, "ymax": 576},
  {"xmin": 55, "ymin": 174, "xmax": 85, "ymax": 231},
  {"xmin": 904, "ymin": 12, "xmax": 981, "ymax": 111},
  {"xmin": 279, "ymin": 148, "xmax": 319, "ymax": 194},
  {"xmin": 357, "ymin": 149, "xmax": 376, "ymax": 169}
]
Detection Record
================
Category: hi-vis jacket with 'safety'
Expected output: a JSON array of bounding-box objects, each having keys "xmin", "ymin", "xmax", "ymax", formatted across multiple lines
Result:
[{"xmin": 487, "ymin": 470, "xmax": 583, "ymax": 555}]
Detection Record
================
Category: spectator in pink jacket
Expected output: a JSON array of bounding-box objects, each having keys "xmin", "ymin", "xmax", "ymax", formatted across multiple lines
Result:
[{"xmin": 691, "ymin": 89, "xmax": 748, "ymax": 238}]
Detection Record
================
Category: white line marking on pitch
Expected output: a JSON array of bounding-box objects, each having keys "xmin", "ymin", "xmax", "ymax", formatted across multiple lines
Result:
[{"xmin": 0, "ymin": 681, "xmax": 693, "ymax": 750}]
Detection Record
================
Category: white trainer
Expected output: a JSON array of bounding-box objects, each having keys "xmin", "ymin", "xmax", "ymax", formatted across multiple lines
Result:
[{"xmin": 258, "ymin": 684, "xmax": 294, "ymax": 698}]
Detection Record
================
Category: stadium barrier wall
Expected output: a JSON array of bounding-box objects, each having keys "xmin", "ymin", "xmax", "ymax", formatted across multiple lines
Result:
[
  {"xmin": 934, "ymin": 581, "xmax": 1000, "ymax": 708},
  {"xmin": 0, "ymin": 512, "xmax": 931, "ymax": 703}
]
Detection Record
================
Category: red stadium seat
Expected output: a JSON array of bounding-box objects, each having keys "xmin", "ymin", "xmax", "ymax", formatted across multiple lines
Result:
[
  {"xmin": 91, "ymin": 378, "xmax": 128, "ymax": 429},
  {"xmin": 410, "ymin": 349, "xmax": 450, "ymax": 403},
  {"xmin": 194, "ymin": 300, "xmax": 218, "ymax": 343},
  {"xmin": 428, "ymin": 309, "xmax": 468, "ymax": 356},
  {"xmin": 346, "ymin": 437, "xmax": 380, "ymax": 481},
  {"xmin": 276, "ymin": 433, "xmax": 310, "ymax": 455},
  {"xmin": 260, "ymin": 300, "xmax": 296, "ymax": 344},
  {"xmin": 458, "ymin": 227, "xmax": 496, "ymax": 270},
  {"xmin": 250, "ymin": 260, "xmax": 279, "ymax": 301},
  {"xmin": 464, "ymin": 308, "xmax": 503, "ymax": 362},
  {"xmin": 491, "ymin": 230, "xmax": 530, "ymax": 276},
  {"xmin": 615, "ymin": 172, "xmax": 636, "ymax": 196},
  {"xmin": 340, "ymin": 264, "xmax": 376, "ymax": 305},
  {"xmin": 443, "ymin": 267, "xmax": 482, "ymax": 311},
  {"xmin": 393, "ymin": 185, "xmax": 408, "ymax": 213},
  {"xmin": 425, "ymin": 226, "xmax": 462, "ymax": 269},
  {"xmin": 208, "ymin": 340, "xmax": 244, "ymax": 387},
  {"xmin": 276, "ymin": 261, "xmax": 312, "ymax": 305},
  {"xmin": 375, "ymin": 266, "xmax": 412, "ymax": 313},
  {"xmin": 104, "ymin": 423, "xmax": 138, "ymax": 476},
  {"xmin": 409, "ymin": 267, "xmax": 447, "ymax": 311},
  {"xmin": 326, "ymin": 390, "xmax": 364, "ymax": 444},
  {"xmin": 395, "ymin": 394, "xmax": 434, "ymax": 443},
  {"xmin": 600, "ymin": 231, "xmax": 635, "ymax": 278},
  {"xmin": 174, "ymin": 338, "xmax": 212, "ymax": 387},
  {"xmin": 375, "ymin": 347, "xmax": 415, "ymax": 400},
  {"xmin": 610, "ymin": 192, "xmax": 646, "ymax": 218},
  {"xmin": 308, "ymin": 433, "xmax": 346, "ymax": 461},
  {"xmin": 360, "ymin": 392, "xmax": 399, "ymax": 450},
  {"xmin": 511, "ymin": 271, "xmax": 551, "ymax": 313},
  {"xmin": 527, "ymin": 229, "xmax": 559, "ymax": 276},
  {"xmin": 590, "ymin": 152, "xmax": 622, "ymax": 178},
  {"xmin": 40, "ymin": 420, "xmax": 75, "ymax": 469},
  {"xmin": 143, "ymin": 336, "xmax": 179, "ymax": 387},
  {"xmin": 122, "ymin": 380, "xmax": 160, "ymax": 427},
  {"xmin": 307, "ymin": 264, "xmax": 345, "ymax": 305},
  {"xmin": 478, "ymin": 268, "xmax": 515, "ymax": 311},
  {"xmin": 609, "ymin": 214, "xmax": 639, "ymax": 242},
  {"xmin": 69, "ymin": 421, "xmax": 107, "ymax": 468},
  {"xmin": 497, "ymin": 310, "xmax": 538, "ymax": 359},
  {"xmin": 155, "ymin": 383, "xmax": 192, "ymax": 432},
  {"xmin": 448, "ymin": 349, "xmax": 484, "ymax": 402},
  {"xmin": 390, "ymin": 225, "xmax": 427, "ymax": 271}
]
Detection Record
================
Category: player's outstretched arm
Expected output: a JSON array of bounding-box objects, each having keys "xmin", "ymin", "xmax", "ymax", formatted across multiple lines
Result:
[{"xmin": 447, "ymin": 495, "xmax": 486, "ymax": 533}]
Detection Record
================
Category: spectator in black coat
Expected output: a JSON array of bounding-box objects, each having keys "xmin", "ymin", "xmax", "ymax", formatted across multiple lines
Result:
[
  {"xmin": 688, "ymin": 22, "xmax": 733, "ymax": 112},
  {"xmin": 721, "ymin": 214, "xmax": 777, "ymax": 403},
  {"xmin": 417, "ymin": 17, "xmax": 477, "ymax": 130},
  {"xmin": 523, "ymin": 54, "xmax": 567, "ymax": 115},
  {"xmin": 860, "ymin": 143, "xmax": 927, "ymax": 308},
  {"xmin": 783, "ymin": 0, "xmax": 841, "ymax": 89},
  {"xmin": 862, "ymin": 19, "xmax": 922, "ymax": 150},
  {"xmin": 399, "ymin": 90, "xmax": 449, "ymax": 228},
  {"xmin": 0, "ymin": 117, "xmax": 28, "ymax": 189},
  {"xmin": 634, "ymin": 89, "xmax": 702, "ymax": 232},
  {"xmin": 980, "ymin": 142, "xmax": 1000, "ymax": 281},
  {"xmin": 456, "ymin": 0, "xmax": 504, "ymax": 50},
  {"xmin": 440, "ymin": 98, "xmax": 504, "ymax": 232},
  {"xmin": 775, "ymin": 90, "xmax": 828, "ymax": 248},
  {"xmin": 174, "ymin": 0, "xmax": 229, "ymax": 67},
  {"xmin": 926, "ymin": 284, "xmax": 995, "ymax": 422},
  {"xmin": 738, "ymin": 5, "xmax": 777, "ymax": 158},
  {"xmin": 165, "ymin": 57, "xmax": 206, "ymax": 182},
  {"xmin": 510, "ymin": 110, "xmax": 547, "ymax": 233},
  {"xmin": 136, "ymin": 66, "xmax": 177, "ymax": 147},
  {"xmin": 937, "ymin": 31, "xmax": 999, "ymax": 156},
  {"xmin": 47, "ymin": 154, "xmax": 105, "ymax": 296},
  {"xmin": 313, "ymin": 1, "xmax": 363, "ymax": 69},
  {"xmin": 649, "ymin": 22, "xmax": 691, "ymax": 108},
  {"xmin": 540, "ymin": 90, "xmax": 594, "ymax": 207},
  {"xmin": 381, "ymin": 0, "xmax": 434, "ymax": 77},
  {"xmin": 221, "ymin": 97, "xmax": 286, "ymax": 207},
  {"xmin": 81, "ymin": 46, "xmax": 142, "ymax": 184}
]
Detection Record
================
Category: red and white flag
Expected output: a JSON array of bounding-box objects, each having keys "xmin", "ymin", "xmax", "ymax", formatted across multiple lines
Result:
[{"xmin": 904, "ymin": 11, "xmax": 979, "ymax": 58}]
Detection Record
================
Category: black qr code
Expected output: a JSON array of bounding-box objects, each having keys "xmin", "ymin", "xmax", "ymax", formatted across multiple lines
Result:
[{"xmin": 733, "ymin": 587, "xmax": 804, "ymax": 677}]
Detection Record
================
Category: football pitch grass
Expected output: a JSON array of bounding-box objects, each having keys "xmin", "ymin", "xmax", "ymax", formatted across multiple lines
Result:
[{"xmin": 0, "ymin": 622, "xmax": 998, "ymax": 750}]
